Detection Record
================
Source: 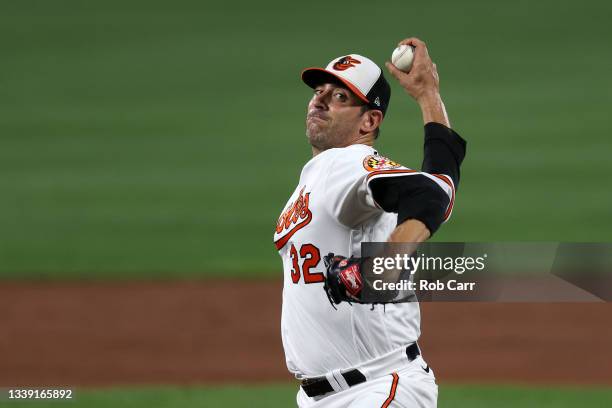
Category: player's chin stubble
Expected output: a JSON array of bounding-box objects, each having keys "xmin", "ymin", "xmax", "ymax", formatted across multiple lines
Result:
[
  {"xmin": 306, "ymin": 119, "xmax": 324, "ymax": 147},
  {"xmin": 306, "ymin": 118, "xmax": 338, "ymax": 151}
]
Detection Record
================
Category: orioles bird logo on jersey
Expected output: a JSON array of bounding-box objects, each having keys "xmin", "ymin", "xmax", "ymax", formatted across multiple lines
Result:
[
  {"xmin": 274, "ymin": 187, "xmax": 312, "ymax": 250},
  {"xmin": 333, "ymin": 56, "xmax": 361, "ymax": 71}
]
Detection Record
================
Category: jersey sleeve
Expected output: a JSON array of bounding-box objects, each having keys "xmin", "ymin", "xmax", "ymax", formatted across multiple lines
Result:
[
  {"xmin": 366, "ymin": 164, "xmax": 455, "ymax": 234},
  {"xmin": 323, "ymin": 147, "xmax": 455, "ymax": 231}
]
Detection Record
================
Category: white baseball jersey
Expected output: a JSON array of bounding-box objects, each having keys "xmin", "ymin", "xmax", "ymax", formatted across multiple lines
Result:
[{"xmin": 274, "ymin": 144, "xmax": 455, "ymax": 378}]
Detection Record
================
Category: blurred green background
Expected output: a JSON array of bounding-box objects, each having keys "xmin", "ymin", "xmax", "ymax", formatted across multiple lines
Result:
[{"xmin": 1, "ymin": 0, "xmax": 611, "ymax": 279}]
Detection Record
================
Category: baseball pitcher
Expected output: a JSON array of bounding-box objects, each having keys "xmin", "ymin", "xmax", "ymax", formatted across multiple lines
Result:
[{"xmin": 274, "ymin": 38, "xmax": 466, "ymax": 407}]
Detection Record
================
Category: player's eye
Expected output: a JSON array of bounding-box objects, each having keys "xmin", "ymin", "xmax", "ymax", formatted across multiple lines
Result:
[
  {"xmin": 334, "ymin": 92, "xmax": 347, "ymax": 101},
  {"xmin": 314, "ymin": 89, "xmax": 323, "ymax": 95}
]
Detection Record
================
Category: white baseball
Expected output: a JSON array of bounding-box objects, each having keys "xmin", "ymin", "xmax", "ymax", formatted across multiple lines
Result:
[{"xmin": 391, "ymin": 44, "xmax": 415, "ymax": 72}]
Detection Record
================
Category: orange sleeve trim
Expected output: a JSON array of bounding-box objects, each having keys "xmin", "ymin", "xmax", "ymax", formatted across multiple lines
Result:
[
  {"xmin": 367, "ymin": 170, "xmax": 456, "ymax": 221},
  {"xmin": 366, "ymin": 169, "xmax": 417, "ymax": 181},
  {"xmin": 381, "ymin": 372, "xmax": 399, "ymax": 408},
  {"xmin": 432, "ymin": 174, "xmax": 455, "ymax": 221}
]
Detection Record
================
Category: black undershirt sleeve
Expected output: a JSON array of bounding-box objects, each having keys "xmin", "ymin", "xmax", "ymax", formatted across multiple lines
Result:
[
  {"xmin": 370, "ymin": 176, "xmax": 450, "ymax": 235},
  {"xmin": 370, "ymin": 123, "xmax": 466, "ymax": 235},
  {"xmin": 421, "ymin": 122, "xmax": 467, "ymax": 188}
]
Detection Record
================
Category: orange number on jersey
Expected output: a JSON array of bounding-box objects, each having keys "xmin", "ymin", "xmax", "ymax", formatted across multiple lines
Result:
[
  {"xmin": 300, "ymin": 244, "xmax": 324, "ymax": 283},
  {"xmin": 290, "ymin": 244, "xmax": 300, "ymax": 284},
  {"xmin": 289, "ymin": 243, "xmax": 323, "ymax": 284}
]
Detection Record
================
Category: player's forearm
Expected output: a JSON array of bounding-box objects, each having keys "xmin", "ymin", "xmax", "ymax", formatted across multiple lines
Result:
[
  {"xmin": 418, "ymin": 92, "xmax": 450, "ymax": 128},
  {"xmin": 388, "ymin": 219, "xmax": 430, "ymax": 243},
  {"xmin": 368, "ymin": 219, "xmax": 429, "ymax": 284}
]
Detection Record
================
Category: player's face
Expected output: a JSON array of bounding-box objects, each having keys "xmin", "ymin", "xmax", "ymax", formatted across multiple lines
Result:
[{"xmin": 306, "ymin": 83, "xmax": 367, "ymax": 151}]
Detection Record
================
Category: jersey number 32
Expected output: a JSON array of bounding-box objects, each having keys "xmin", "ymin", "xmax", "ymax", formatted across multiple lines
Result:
[{"xmin": 289, "ymin": 243, "xmax": 323, "ymax": 284}]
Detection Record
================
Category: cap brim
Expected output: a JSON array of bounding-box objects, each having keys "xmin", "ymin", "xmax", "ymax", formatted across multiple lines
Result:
[{"xmin": 301, "ymin": 68, "xmax": 369, "ymax": 104}]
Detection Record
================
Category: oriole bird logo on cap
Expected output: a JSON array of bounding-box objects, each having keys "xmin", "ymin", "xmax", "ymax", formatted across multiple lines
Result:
[{"xmin": 332, "ymin": 56, "xmax": 361, "ymax": 71}]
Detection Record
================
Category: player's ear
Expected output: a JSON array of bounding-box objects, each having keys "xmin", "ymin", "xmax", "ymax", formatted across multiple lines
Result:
[{"xmin": 361, "ymin": 109, "xmax": 383, "ymax": 134}]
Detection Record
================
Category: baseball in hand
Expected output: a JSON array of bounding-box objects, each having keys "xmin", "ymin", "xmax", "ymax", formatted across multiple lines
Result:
[{"xmin": 391, "ymin": 44, "xmax": 415, "ymax": 72}]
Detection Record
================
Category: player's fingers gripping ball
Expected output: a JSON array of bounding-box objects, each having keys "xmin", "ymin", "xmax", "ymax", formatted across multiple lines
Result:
[{"xmin": 391, "ymin": 44, "xmax": 415, "ymax": 72}]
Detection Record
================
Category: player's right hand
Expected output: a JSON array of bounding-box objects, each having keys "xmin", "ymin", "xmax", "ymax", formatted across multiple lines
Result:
[{"xmin": 385, "ymin": 37, "xmax": 440, "ymax": 104}]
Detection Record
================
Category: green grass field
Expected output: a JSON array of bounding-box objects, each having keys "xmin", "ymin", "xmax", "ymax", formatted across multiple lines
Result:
[
  {"xmin": 2, "ymin": 384, "xmax": 611, "ymax": 407},
  {"xmin": 1, "ymin": 0, "xmax": 611, "ymax": 279}
]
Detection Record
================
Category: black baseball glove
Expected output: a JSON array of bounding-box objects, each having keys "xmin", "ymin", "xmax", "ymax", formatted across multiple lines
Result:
[
  {"xmin": 323, "ymin": 254, "xmax": 368, "ymax": 306},
  {"xmin": 323, "ymin": 253, "xmax": 400, "ymax": 308}
]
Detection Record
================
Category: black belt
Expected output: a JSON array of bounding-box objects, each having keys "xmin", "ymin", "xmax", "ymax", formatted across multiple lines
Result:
[{"xmin": 301, "ymin": 343, "xmax": 420, "ymax": 398}]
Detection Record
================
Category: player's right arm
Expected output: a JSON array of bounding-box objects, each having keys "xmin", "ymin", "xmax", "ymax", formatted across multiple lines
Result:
[
  {"xmin": 369, "ymin": 38, "xmax": 467, "ymax": 282},
  {"xmin": 386, "ymin": 37, "xmax": 466, "ymax": 189}
]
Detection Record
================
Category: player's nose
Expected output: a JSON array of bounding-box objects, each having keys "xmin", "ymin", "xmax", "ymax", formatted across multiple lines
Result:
[{"xmin": 310, "ymin": 92, "xmax": 328, "ymax": 110}]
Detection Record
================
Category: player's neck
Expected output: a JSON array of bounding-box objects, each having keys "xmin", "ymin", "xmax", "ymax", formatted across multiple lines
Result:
[{"xmin": 311, "ymin": 134, "xmax": 375, "ymax": 157}]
